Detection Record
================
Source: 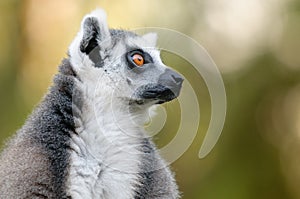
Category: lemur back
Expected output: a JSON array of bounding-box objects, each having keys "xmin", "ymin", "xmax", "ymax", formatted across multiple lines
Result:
[{"xmin": 0, "ymin": 9, "xmax": 183, "ymax": 199}]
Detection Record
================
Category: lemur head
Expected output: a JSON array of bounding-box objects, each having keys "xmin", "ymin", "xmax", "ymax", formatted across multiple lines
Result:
[{"xmin": 69, "ymin": 9, "xmax": 183, "ymax": 112}]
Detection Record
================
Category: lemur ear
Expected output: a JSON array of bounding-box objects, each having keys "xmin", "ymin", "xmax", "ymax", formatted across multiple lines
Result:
[
  {"xmin": 79, "ymin": 9, "xmax": 111, "ymax": 54},
  {"xmin": 142, "ymin": 32, "xmax": 157, "ymax": 47},
  {"xmin": 69, "ymin": 9, "xmax": 111, "ymax": 69}
]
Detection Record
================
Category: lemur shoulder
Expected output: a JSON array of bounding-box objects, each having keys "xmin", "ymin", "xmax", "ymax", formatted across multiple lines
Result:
[{"xmin": 0, "ymin": 9, "xmax": 183, "ymax": 199}]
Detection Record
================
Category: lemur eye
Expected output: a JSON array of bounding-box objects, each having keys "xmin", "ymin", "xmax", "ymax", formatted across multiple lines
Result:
[
  {"xmin": 132, "ymin": 53, "xmax": 144, "ymax": 67},
  {"xmin": 127, "ymin": 50, "xmax": 153, "ymax": 69}
]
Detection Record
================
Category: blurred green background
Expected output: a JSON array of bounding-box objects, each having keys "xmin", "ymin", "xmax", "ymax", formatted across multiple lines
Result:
[{"xmin": 1, "ymin": 0, "xmax": 300, "ymax": 198}]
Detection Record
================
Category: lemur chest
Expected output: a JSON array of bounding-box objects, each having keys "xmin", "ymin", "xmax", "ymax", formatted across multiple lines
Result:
[{"xmin": 67, "ymin": 121, "xmax": 141, "ymax": 199}]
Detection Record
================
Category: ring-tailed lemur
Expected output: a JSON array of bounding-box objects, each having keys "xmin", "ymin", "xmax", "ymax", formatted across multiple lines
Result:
[{"xmin": 0, "ymin": 9, "xmax": 183, "ymax": 199}]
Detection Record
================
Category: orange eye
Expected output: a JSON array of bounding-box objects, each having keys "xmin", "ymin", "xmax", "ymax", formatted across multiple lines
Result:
[{"xmin": 132, "ymin": 53, "xmax": 144, "ymax": 67}]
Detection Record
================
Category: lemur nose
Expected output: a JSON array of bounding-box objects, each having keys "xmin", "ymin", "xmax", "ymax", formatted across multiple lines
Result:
[
  {"xmin": 171, "ymin": 72, "xmax": 184, "ymax": 85},
  {"xmin": 158, "ymin": 68, "xmax": 184, "ymax": 96},
  {"xmin": 161, "ymin": 68, "xmax": 183, "ymax": 85}
]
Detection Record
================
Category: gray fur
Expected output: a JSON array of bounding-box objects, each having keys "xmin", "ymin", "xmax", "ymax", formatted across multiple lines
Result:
[
  {"xmin": 135, "ymin": 139, "xmax": 180, "ymax": 199},
  {"xmin": 0, "ymin": 59, "xmax": 77, "ymax": 198},
  {"xmin": 0, "ymin": 9, "xmax": 181, "ymax": 199}
]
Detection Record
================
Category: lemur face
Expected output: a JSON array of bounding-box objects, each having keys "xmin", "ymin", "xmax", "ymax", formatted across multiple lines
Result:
[{"xmin": 69, "ymin": 9, "xmax": 183, "ymax": 108}]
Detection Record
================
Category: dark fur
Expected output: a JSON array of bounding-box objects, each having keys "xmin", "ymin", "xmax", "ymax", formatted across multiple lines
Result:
[
  {"xmin": 0, "ymin": 59, "xmax": 77, "ymax": 198},
  {"xmin": 135, "ymin": 139, "xmax": 179, "ymax": 199}
]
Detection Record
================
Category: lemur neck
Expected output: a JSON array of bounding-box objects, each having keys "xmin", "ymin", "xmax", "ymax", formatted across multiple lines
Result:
[
  {"xmin": 67, "ymin": 72, "xmax": 144, "ymax": 198},
  {"xmin": 76, "ymin": 78, "xmax": 149, "ymax": 137}
]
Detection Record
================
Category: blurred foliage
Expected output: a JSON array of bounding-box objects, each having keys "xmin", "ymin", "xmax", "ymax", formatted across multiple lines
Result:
[{"xmin": 1, "ymin": 0, "xmax": 300, "ymax": 198}]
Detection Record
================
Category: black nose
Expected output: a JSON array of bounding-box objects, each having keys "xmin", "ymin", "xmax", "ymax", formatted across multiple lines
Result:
[
  {"xmin": 158, "ymin": 68, "xmax": 184, "ymax": 97},
  {"xmin": 171, "ymin": 71, "xmax": 184, "ymax": 85}
]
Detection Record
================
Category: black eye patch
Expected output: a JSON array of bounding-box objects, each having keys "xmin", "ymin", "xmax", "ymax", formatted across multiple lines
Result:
[{"xmin": 126, "ymin": 49, "xmax": 153, "ymax": 69}]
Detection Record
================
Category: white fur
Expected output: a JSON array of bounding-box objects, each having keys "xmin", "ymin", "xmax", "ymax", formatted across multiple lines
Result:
[
  {"xmin": 66, "ymin": 9, "xmax": 148, "ymax": 198},
  {"xmin": 67, "ymin": 69, "xmax": 146, "ymax": 199},
  {"xmin": 68, "ymin": 28, "xmax": 93, "ymax": 72},
  {"xmin": 142, "ymin": 32, "xmax": 158, "ymax": 47},
  {"xmin": 66, "ymin": 8, "xmax": 176, "ymax": 199},
  {"xmin": 127, "ymin": 33, "xmax": 157, "ymax": 49},
  {"xmin": 69, "ymin": 9, "xmax": 111, "ymax": 72}
]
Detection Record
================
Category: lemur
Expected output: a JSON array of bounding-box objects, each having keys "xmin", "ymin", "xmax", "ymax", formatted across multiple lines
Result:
[{"xmin": 0, "ymin": 9, "xmax": 183, "ymax": 199}]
